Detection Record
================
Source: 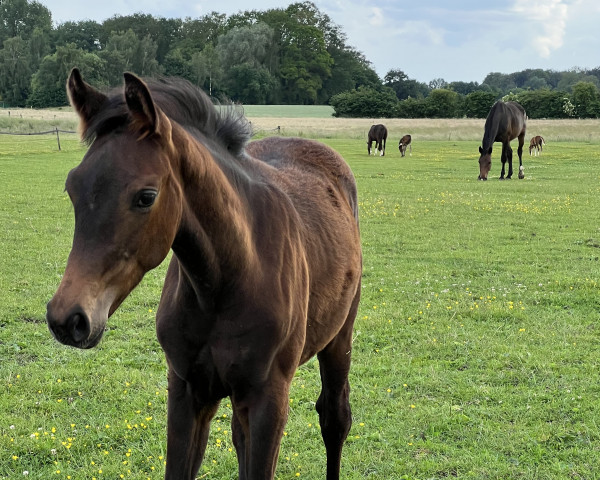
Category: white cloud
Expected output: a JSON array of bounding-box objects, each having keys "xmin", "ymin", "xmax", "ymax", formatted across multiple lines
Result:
[
  {"xmin": 394, "ymin": 21, "xmax": 445, "ymax": 46},
  {"xmin": 368, "ymin": 7, "xmax": 384, "ymax": 27},
  {"xmin": 512, "ymin": 0, "xmax": 568, "ymax": 57}
]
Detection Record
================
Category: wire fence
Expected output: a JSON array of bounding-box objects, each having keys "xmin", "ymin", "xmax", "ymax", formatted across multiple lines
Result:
[
  {"xmin": 254, "ymin": 125, "xmax": 281, "ymax": 136},
  {"xmin": 0, "ymin": 127, "xmax": 77, "ymax": 150},
  {"xmin": 0, "ymin": 124, "xmax": 284, "ymax": 153}
]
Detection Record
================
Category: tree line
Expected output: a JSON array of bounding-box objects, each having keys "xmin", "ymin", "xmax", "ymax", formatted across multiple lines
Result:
[
  {"xmin": 330, "ymin": 81, "xmax": 598, "ymax": 119},
  {"xmin": 0, "ymin": 0, "xmax": 380, "ymax": 108},
  {"xmin": 2, "ymin": 0, "xmax": 600, "ymax": 118}
]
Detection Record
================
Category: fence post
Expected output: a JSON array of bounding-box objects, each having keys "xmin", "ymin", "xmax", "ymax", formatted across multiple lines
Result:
[{"xmin": 55, "ymin": 127, "xmax": 61, "ymax": 151}]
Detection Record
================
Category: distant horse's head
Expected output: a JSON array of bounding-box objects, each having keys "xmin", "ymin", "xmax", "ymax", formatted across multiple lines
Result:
[
  {"xmin": 46, "ymin": 69, "xmax": 183, "ymax": 348},
  {"xmin": 478, "ymin": 146, "xmax": 492, "ymax": 180}
]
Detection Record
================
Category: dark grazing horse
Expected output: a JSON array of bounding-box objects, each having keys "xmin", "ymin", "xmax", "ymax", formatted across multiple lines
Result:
[
  {"xmin": 478, "ymin": 101, "xmax": 527, "ymax": 180},
  {"xmin": 46, "ymin": 69, "xmax": 362, "ymax": 480},
  {"xmin": 398, "ymin": 134, "xmax": 412, "ymax": 157},
  {"xmin": 367, "ymin": 123, "xmax": 387, "ymax": 156},
  {"xmin": 529, "ymin": 135, "xmax": 545, "ymax": 156}
]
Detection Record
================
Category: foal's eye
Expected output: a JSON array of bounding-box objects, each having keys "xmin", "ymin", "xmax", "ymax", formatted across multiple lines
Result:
[{"xmin": 134, "ymin": 189, "xmax": 158, "ymax": 209}]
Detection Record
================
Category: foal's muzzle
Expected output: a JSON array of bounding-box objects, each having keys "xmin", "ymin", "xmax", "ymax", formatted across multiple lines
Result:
[{"xmin": 46, "ymin": 305, "xmax": 100, "ymax": 349}]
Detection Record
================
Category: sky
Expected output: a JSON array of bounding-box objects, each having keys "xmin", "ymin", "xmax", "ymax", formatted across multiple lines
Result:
[{"xmin": 39, "ymin": 0, "xmax": 600, "ymax": 84}]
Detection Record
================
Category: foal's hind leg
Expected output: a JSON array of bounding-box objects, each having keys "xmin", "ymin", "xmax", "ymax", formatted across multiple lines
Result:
[{"xmin": 316, "ymin": 289, "xmax": 360, "ymax": 480}]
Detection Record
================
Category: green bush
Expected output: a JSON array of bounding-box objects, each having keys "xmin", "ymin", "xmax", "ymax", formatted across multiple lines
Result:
[
  {"xmin": 464, "ymin": 91, "xmax": 497, "ymax": 118},
  {"xmin": 330, "ymin": 86, "xmax": 399, "ymax": 118}
]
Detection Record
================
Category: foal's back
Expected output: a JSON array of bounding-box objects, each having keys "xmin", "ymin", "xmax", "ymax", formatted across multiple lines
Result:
[
  {"xmin": 245, "ymin": 136, "xmax": 362, "ymax": 360},
  {"xmin": 246, "ymin": 136, "xmax": 359, "ymax": 220}
]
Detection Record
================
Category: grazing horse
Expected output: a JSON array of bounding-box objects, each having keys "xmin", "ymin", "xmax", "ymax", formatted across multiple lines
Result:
[
  {"xmin": 46, "ymin": 69, "xmax": 362, "ymax": 480},
  {"xmin": 367, "ymin": 124, "xmax": 387, "ymax": 156},
  {"xmin": 478, "ymin": 101, "xmax": 527, "ymax": 180},
  {"xmin": 398, "ymin": 134, "xmax": 412, "ymax": 157},
  {"xmin": 529, "ymin": 135, "xmax": 545, "ymax": 156}
]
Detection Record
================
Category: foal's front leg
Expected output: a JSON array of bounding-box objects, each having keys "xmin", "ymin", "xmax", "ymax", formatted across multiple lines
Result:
[
  {"xmin": 164, "ymin": 371, "xmax": 220, "ymax": 480},
  {"xmin": 232, "ymin": 377, "xmax": 292, "ymax": 479}
]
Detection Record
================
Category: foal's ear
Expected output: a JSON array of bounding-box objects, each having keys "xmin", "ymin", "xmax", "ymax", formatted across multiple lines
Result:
[
  {"xmin": 124, "ymin": 73, "xmax": 170, "ymax": 141},
  {"xmin": 67, "ymin": 68, "xmax": 108, "ymax": 133}
]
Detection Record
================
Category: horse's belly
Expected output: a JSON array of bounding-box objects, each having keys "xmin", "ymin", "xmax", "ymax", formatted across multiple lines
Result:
[{"xmin": 300, "ymin": 271, "xmax": 360, "ymax": 362}]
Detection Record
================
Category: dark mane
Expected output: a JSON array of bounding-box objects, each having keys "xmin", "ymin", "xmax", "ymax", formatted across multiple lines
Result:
[
  {"xmin": 481, "ymin": 101, "xmax": 502, "ymax": 149},
  {"xmin": 82, "ymin": 76, "xmax": 253, "ymax": 157}
]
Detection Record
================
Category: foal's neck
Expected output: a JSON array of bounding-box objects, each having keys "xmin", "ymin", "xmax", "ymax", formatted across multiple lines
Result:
[{"xmin": 171, "ymin": 128, "xmax": 256, "ymax": 290}]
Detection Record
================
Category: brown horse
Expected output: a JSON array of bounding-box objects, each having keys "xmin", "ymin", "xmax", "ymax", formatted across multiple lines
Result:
[
  {"xmin": 398, "ymin": 134, "xmax": 412, "ymax": 157},
  {"xmin": 367, "ymin": 124, "xmax": 387, "ymax": 156},
  {"xmin": 529, "ymin": 135, "xmax": 545, "ymax": 156},
  {"xmin": 478, "ymin": 101, "xmax": 527, "ymax": 180},
  {"xmin": 46, "ymin": 69, "xmax": 362, "ymax": 480}
]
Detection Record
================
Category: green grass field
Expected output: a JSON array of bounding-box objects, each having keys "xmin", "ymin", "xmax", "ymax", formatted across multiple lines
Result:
[{"xmin": 1, "ymin": 126, "xmax": 600, "ymax": 479}]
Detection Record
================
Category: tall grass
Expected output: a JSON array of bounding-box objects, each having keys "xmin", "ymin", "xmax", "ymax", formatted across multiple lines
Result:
[
  {"xmin": 2, "ymin": 105, "xmax": 600, "ymax": 142},
  {"xmin": 0, "ymin": 108, "xmax": 78, "ymax": 134},
  {"xmin": 251, "ymin": 118, "xmax": 600, "ymax": 142},
  {"xmin": 1, "ymin": 123, "xmax": 600, "ymax": 479}
]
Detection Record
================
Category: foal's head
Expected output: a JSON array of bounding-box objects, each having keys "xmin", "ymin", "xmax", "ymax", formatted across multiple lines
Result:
[{"xmin": 46, "ymin": 69, "xmax": 182, "ymax": 348}]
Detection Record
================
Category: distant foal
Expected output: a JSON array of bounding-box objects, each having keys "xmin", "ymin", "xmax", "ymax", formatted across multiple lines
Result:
[
  {"xmin": 529, "ymin": 135, "xmax": 545, "ymax": 156},
  {"xmin": 398, "ymin": 134, "xmax": 412, "ymax": 157}
]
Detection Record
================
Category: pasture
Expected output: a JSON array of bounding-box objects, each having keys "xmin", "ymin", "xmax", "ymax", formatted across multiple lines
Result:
[{"xmin": 1, "ymin": 117, "xmax": 600, "ymax": 479}]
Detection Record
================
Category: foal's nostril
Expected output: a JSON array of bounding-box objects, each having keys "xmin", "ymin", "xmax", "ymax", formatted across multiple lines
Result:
[{"xmin": 67, "ymin": 312, "xmax": 90, "ymax": 343}]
